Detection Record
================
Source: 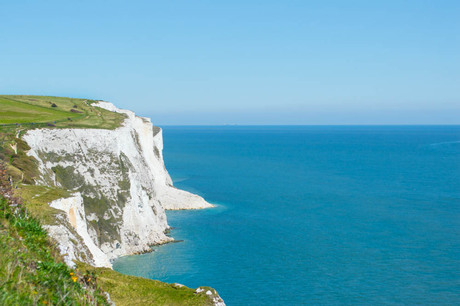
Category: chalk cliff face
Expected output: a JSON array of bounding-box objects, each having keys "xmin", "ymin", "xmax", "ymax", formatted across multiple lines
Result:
[{"xmin": 23, "ymin": 102, "xmax": 213, "ymax": 268}]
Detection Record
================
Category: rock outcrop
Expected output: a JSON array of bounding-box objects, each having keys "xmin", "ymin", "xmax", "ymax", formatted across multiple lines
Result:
[{"xmin": 22, "ymin": 102, "xmax": 213, "ymax": 267}]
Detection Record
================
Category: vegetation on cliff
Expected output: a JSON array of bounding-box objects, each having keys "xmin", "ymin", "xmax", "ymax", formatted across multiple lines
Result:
[
  {"xmin": 0, "ymin": 163, "xmax": 110, "ymax": 305},
  {"xmin": 0, "ymin": 95, "xmax": 126, "ymax": 187},
  {"xmin": 0, "ymin": 95, "xmax": 221, "ymax": 305}
]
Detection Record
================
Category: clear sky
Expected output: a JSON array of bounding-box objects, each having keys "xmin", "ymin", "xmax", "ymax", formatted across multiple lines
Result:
[{"xmin": 1, "ymin": 1, "xmax": 459, "ymax": 125}]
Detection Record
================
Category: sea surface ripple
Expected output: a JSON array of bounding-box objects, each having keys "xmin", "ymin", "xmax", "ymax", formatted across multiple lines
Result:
[{"xmin": 114, "ymin": 126, "xmax": 460, "ymax": 305}]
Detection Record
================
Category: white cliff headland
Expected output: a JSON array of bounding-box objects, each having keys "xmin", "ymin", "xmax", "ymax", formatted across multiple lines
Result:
[{"xmin": 22, "ymin": 101, "xmax": 214, "ymax": 268}]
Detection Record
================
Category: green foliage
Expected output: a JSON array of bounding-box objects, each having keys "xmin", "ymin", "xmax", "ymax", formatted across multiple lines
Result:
[
  {"xmin": 83, "ymin": 195, "xmax": 122, "ymax": 245},
  {"xmin": 10, "ymin": 150, "xmax": 39, "ymax": 186},
  {"xmin": 52, "ymin": 165, "xmax": 86, "ymax": 190},
  {"xmin": 0, "ymin": 132, "xmax": 38, "ymax": 184},
  {"xmin": 16, "ymin": 185, "xmax": 70, "ymax": 225}
]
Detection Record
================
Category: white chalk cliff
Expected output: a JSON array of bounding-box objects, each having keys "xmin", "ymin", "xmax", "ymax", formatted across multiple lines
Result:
[{"xmin": 23, "ymin": 102, "xmax": 213, "ymax": 268}]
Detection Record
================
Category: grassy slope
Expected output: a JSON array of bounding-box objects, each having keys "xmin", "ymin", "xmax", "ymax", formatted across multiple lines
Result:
[
  {"xmin": 0, "ymin": 97, "xmax": 79, "ymax": 124},
  {"xmin": 79, "ymin": 263, "xmax": 214, "ymax": 306},
  {"xmin": 0, "ymin": 95, "xmax": 125, "ymax": 130},
  {"xmin": 17, "ymin": 184, "xmax": 71, "ymax": 225},
  {"xmin": 0, "ymin": 193, "xmax": 212, "ymax": 305},
  {"xmin": 0, "ymin": 96, "xmax": 216, "ymax": 305},
  {"xmin": 0, "ymin": 185, "xmax": 109, "ymax": 305}
]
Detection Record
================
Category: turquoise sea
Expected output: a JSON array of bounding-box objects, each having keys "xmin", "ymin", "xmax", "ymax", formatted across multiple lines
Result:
[{"xmin": 114, "ymin": 126, "xmax": 460, "ymax": 305}]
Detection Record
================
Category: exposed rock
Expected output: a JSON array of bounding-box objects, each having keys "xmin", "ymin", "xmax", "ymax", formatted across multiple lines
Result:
[
  {"xmin": 22, "ymin": 100, "xmax": 224, "ymax": 304},
  {"xmin": 48, "ymin": 193, "xmax": 111, "ymax": 268},
  {"xmin": 195, "ymin": 287, "xmax": 226, "ymax": 306},
  {"xmin": 23, "ymin": 101, "xmax": 213, "ymax": 265}
]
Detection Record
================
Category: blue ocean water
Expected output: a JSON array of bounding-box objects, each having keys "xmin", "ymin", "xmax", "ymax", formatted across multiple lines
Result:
[{"xmin": 113, "ymin": 126, "xmax": 460, "ymax": 305}]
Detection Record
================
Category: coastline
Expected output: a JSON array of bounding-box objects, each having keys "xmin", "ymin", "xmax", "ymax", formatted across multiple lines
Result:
[{"xmin": 0, "ymin": 95, "xmax": 226, "ymax": 305}]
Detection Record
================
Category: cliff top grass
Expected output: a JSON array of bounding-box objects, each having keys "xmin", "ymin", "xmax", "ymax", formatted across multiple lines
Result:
[
  {"xmin": 0, "ymin": 95, "xmax": 126, "ymax": 185},
  {"xmin": 0, "ymin": 95, "xmax": 125, "ymax": 131}
]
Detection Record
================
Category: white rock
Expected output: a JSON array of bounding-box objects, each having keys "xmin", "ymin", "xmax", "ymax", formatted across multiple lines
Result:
[
  {"xmin": 23, "ymin": 101, "xmax": 213, "ymax": 266},
  {"xmin": 194, "ymin": 287, "xmax": 226, "ymax": 305},
  {"xmin": 94, "ymin": 102, "xmax": 214, "ymax": 211},
  {"xmin": 49, "ymin": 194, "xmax": 111, "ymax": 268},
  {"xmin": 195, "ymin": 288, "xmax": 205, "ymax": 293}
]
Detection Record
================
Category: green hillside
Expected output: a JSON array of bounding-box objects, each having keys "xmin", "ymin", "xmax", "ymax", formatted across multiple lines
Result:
[
  {"xmin": 0, "ymin": 165, "xmax": 110, "ymax": 305},
  {"xmin": 0, "ymin": 95, "xmax": 125, "ymax": 130},
  {"xmin": 0, "ymin": 96, "xmax": 218, "ymax": 305}
]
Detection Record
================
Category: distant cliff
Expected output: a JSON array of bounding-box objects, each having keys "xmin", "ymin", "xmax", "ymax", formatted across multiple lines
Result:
[{"xmin": 22, "ymin": 102, "xmax": 213, "ymax": 268}]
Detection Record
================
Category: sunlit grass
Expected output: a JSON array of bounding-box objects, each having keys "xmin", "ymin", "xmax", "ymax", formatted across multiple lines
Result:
[
  {"xmin": 0, "ymin": 95, "xmax": 125, "ymax": 130},
  {"xmin": 78, "ymin": 262, "xmax": 214, "ymax": 306},
  {"xmin": 0, "ymin": 195, "xmax": 109, "ymax": 305}
]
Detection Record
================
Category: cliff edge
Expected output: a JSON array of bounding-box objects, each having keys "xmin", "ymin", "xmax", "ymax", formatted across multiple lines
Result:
[
  {"xmin": 0, "ymin": 95, "xmax": 224, "ymax": 305},
  {"xmin": 22, "ymin": 101, "xmax": 213, "ymax": 268}
]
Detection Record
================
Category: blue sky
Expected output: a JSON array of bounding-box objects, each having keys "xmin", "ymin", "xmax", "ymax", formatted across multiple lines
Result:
[{"xmin": 1, "ymin": 1, "xmax": 459, "ymax": 124}]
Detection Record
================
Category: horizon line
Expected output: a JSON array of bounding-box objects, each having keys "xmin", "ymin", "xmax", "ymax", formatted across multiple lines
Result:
[{"xmin": 159, "ymin": 124, "xmax": 460, "ymax": 127}]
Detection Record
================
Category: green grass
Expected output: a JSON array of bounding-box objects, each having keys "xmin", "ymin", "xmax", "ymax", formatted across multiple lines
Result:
[
  {"xmin": 0, "ymin": 133, "xmax": 39, "ymax": 184},
  {"xmin": 0, "ymin": 95, "xmax": 125, "ymax": 130},
  {"xmin": 16, "ymin": 185, "xmax": 71, "ymax": 225},
  {"xmin": 0, "ymin": 97, "xmax": 80, "ymax": 124},
  {"xmin": 77, "ymin": 263, "xmax": 215, "ymax": 306},
  {"xmin": 0, "ymin": 195, "xmax": 110, "ymax": 305}
]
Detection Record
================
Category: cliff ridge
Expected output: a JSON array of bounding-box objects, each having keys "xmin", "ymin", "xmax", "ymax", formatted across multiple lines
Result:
[{"xmin": 22, "ymin": 101, "xmax": 213, "ymax": 267}]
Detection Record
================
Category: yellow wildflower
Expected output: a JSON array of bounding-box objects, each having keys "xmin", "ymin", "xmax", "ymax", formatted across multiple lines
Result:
[{"xmin": 72, "ymin": 276, "xmax": 78, "ymax": 282}]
